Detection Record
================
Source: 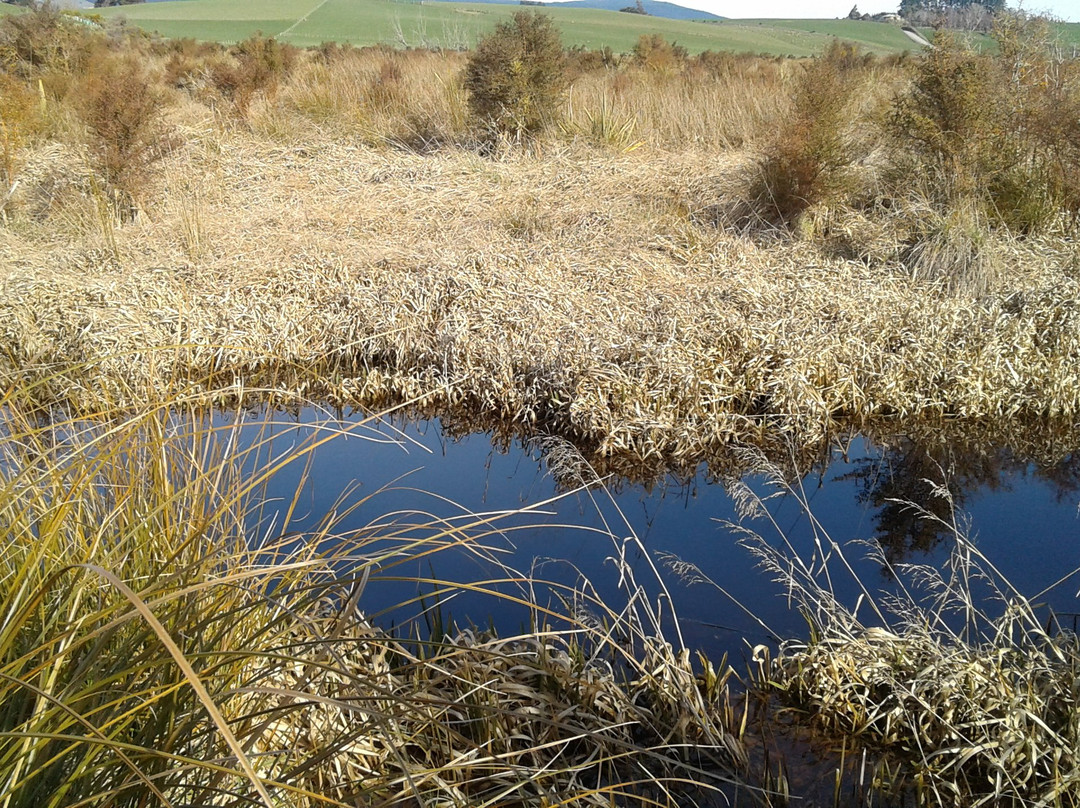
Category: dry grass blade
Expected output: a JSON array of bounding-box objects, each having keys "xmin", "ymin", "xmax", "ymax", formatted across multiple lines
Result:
[
  {"xmin": 76, "ymin": 564, "xmax": 278, "ymax": 808},
  {"xmin": 716, "ymin": 451, "xmax": 1080, "ymax": 807}
]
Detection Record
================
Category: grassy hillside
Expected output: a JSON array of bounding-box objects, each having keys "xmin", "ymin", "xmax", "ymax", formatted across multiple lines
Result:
[{"xmin": 93, "ymin": 0, "xmax": 927, "ymax": 54}]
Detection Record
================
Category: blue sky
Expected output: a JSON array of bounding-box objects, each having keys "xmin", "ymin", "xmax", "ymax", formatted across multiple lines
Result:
[{"xmin": 674, "ymin": 0, "xmax": 1079, "ymax": 21}]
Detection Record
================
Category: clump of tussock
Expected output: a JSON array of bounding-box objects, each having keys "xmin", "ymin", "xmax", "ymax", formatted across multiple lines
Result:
[
  {"xmin": 273, "ymin": 47, "xmax": 469, "ymax": 149},
  {"xmin": 895, "ymin": 194, "xmax": 1006, "ymax": 296},
  {"xmin": 0, "ymin": 393, "xmax": 752, "ymax": 807},
  {"xmin": 565, "ymin": 51, "xmax": 787, "ymax": 151},
  {"xmin": 725, "ymin": 458, "xmax": 1080, "ymax": 807}
]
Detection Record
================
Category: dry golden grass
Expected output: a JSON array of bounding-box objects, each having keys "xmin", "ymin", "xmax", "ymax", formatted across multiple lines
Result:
[
  {"xmin": 3, "ymin": 124, "xmax": 1080, "ymax": 474},
  {"xmin": 1, "ymin": 22, "xmax": 1078, "ymax": 478}
]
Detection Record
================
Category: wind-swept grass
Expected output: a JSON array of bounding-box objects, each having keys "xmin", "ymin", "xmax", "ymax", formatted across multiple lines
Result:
[
  {"xmin": 690, "ymin": 452, "xmax": 1080, "ymax": 807},
  {"xmin": 0, "ymin": 378, "xmax": 756, "ymax": 806}
]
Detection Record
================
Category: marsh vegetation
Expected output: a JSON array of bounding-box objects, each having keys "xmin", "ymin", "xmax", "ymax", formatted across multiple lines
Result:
[{"xmin": 1, "ymin": 4, "xmax": 1080, "ymax": 805}]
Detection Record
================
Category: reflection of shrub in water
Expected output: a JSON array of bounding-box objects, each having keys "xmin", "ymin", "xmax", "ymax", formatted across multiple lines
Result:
[{"xmin": 687, "ymin": 453, "xmax": 1080, "ymax": 808}]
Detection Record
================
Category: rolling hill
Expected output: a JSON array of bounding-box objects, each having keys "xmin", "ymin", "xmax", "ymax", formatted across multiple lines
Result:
[
  {"xmin": 433, "ymin": 0, "xmax": 724, "ymax": 22},
  {"xmin": 90, "ymin": 0, "xmax": 937, "ymax": 55}
]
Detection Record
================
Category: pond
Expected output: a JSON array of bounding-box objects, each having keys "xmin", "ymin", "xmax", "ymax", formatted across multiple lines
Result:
[{"xmin": 225, "ymin": 407, "xmax": 1080, "ymax": 663}]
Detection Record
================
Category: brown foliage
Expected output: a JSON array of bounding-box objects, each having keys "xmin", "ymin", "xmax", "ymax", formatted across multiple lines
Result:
[
  {"xmin": 464, "ymin": 11, "xmax": 567, "ymax": 138},
  {"xmin": 210, "ymin": 34, "xmax": 298, "ymax": 115},
  {"xmin": 0, "ymin": 3, "xmax": 84, "ymax": 77},
  {"xmin": 0, "ymin": 72, "xmax": 39, "ymax": 191},
  {"xmin": 75, "ymin": 48, "xmax": 169, "ymax": 215},
  {"xmin": 755, "ymin": 40, "xmax": 871, "ymax": 226},
  {"xmin": 632, "ymin": 34, "xmax": 688, "ymax": 73}
]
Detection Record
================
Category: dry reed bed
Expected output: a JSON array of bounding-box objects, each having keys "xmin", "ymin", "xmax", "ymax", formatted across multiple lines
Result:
[{"xmin": 2, "ymin": 134, "xmax": 1079, "ymax": 468}]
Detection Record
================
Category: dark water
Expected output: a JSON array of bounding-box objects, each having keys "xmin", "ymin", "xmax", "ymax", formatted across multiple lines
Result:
[{"xmin": 224, "ymin": 408, "xmax": 1080, "ymax": 662}]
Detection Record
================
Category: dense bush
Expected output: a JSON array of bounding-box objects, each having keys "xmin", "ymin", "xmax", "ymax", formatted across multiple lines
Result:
[
  {"xmin": 888, "ymin": 20, "xmax": 1080, "ymax": 235},
  {"xmin": 755, "ymin": 40, "xmax": 871, "ymax": 226},
  {"xmin": 76, "ymin": 48, "xmax": 169, "ymax": 216},
  {"xmin": 0, "ymin": 3, "xmax": 79, "ymax": 77},
  {"xmin": 632, "ymin": 33, "xmax": 688, "ymax": 73},
  {"xmin": 464, "ymin": 11, "xmax": 567, "ymax": 139},
  {"xmin": 210, "ymin": 34, "xmax": 297, "ymax": 115}
]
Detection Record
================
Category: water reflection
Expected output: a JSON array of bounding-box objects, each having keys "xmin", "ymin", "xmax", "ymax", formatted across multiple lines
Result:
[
  {"xmin": 841, "ymin": 425, "xmax": 1080, "ymax": 566},
  {"xmin": 221, "ymin": 406, "xmax": 1080, "ymax": 661}
]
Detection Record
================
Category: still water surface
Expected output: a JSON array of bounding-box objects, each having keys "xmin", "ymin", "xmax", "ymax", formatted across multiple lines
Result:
[{"xmin": 227, "ymin": 408, "xmax": 1080, "ymax": 661}]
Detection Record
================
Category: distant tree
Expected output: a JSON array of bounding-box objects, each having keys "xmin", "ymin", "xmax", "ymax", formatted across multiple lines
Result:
[
  {"xmin": 848, "ymin": 4, "xmax": 861, "ymax": 19},
  {"xmin": 900, "ymin": 0, "xmax": 1005, "ymax": 14},
  {"xmin": 619, "ymin": 0, "xmax": 648, "ymax": 13},
  {"xmin": 93, "ymin": 0, "xmax": 145, "ymax": 6},
  {"xmin": 899, "ymin": 0, "xmax": 1003, "ymax": 30}
]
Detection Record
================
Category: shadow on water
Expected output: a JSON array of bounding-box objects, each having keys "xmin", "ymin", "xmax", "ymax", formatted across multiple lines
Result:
[{"xmin": 224, "ymin": 405, "xmax": 1080, "ymax": 663}]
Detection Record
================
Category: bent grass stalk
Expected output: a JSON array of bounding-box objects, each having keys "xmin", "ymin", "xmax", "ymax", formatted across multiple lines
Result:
[
  {"xmin": 0, "ymin": 374, "xmax": 753, "ymax": 806},
  {"xmin": 672, "ymin": 448, "xmax": 1080, "ymax": 807}
]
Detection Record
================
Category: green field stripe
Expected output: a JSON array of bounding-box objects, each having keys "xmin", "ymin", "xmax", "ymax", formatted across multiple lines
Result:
[{"xmin": 86, "ymin": 0, "xmax": 1080, "ymax": 56}]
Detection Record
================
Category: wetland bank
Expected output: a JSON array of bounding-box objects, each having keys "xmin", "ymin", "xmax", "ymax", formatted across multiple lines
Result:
[{"xmin": 1, "ymin": 5, "xmax": 1080, "ymax": 806}]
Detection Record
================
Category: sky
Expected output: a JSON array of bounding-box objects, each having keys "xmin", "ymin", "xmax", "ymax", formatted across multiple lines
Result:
[{"xmin": 668, "ymin": 0, "xmax": 1080, "ymax": 21}]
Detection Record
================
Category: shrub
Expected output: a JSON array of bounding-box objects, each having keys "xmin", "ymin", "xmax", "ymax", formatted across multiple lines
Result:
[
  {"xmin": 565, "ymin": 44, "xmax": 619, "ymax": 76},
  {"xmin": 887, "ymin": 32, "xmax": 997, "ymax": 204},
  {"xmin": 0, "ymin": 72, "xmax": 39, "ymax": 194},
  {"xmin": 752, "ymin": 40, "xmax": 870, "ymax": 227},
  {"xmin": 75, "ymin": 48, "xmax": 169, "ymax": 217},
  {"xmin": 464, "ymin": 11, "xmax": 567, "ymax": 139},
  {"xmin": 211, "ymin": 34, "xmax": 297, "ymax": 115},
  {"xmin": 887, "ymin": 19, "xmax": 1080, "ymax": 235},
  {"xmin": 631, "ymin": 34, "xmax": 687, "ymax": 73},
  {"xmin": 0, "ymin": 3, "xmax": 82, "ymax": 77}
]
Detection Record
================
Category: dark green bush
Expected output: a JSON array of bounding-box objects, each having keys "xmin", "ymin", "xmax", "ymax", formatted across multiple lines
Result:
[{"xmin": 464, "ymin": 11, "xmax": 567, "ymax": 139}]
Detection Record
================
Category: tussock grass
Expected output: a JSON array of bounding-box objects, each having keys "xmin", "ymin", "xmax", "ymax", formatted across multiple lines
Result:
[
  {"xmin": 1, "ymin": 10, "xmax": 1078, "ymax": 478},
  {"xmin": 0, "ymin": 387, "xmax": 753, "ymax": 806},
  {"xmin": 4, "ymin": 134, "xmax": 1080, "ymax": 474},
  {"xmin": 705, "ymin": 454, "xmax": 1080, "ymax": 807}
]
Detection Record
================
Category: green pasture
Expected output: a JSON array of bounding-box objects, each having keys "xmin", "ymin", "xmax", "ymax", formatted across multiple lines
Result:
[{"xmin": 91, "ymin": 0, "xmax": 932, "ymax": 54}]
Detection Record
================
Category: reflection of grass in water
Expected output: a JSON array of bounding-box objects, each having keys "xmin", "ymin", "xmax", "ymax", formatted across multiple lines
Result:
[
  {"xmin": 670, "ymin": 450, "xmax": 1080, "ymax": 807},
  {"xmin": 0, "ymin": 377, "xmax": 759, "ymax": 807}
]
